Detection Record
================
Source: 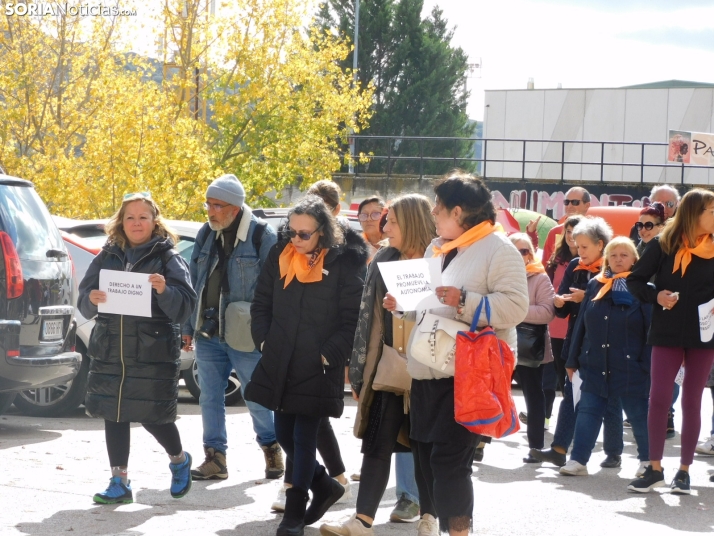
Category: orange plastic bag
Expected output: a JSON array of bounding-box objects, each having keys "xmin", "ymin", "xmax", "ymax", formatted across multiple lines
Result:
[{"xmin": 454, "ymin": 298, "xmax": 520, "ymax": 438}]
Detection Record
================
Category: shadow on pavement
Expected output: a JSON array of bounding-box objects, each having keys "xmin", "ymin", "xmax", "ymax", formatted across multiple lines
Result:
[{"xmin": 16, "ymin": 480, "xmax": 259, "ymax": 536}]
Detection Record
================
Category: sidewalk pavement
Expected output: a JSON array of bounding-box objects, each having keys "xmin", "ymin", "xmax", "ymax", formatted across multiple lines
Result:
[{"xmin": 0, "ymin": 387, "xmax": 713, "ymax": 535}]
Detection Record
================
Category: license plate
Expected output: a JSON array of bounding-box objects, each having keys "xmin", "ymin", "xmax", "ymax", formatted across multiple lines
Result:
[{"xmin": 42, "ymin": 319, "xmax": 64, "ymax": 340}]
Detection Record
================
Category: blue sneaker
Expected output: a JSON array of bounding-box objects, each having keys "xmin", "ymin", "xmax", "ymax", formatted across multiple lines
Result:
[
  {"xmin": 170, "ymin": 452, "xmax": 192, "ymax": 498},
  {"xmin": 93, "ymin": 476, "xmax": 133, "ymax": 504}
]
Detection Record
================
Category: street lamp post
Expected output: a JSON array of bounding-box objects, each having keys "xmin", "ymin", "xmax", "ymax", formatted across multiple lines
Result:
[{"xmin": 348, "ymin": 0, "xmax": 360, "ymax": 174}]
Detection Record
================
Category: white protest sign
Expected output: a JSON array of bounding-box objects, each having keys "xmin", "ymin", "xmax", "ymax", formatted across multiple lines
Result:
[
  {"xmin": 698, "ymin": 297, "xmax": 714, "ymax": 343},
  {"xmin": 378, "ymin": 257, "xmax": 442, "ymax": 311},
  {"xmin": 572, "ymin": 370, "xmax": 583, "ymax": 410},
  {"xmin": 98, "ymin": 269, "xmax": 152, "ymax": 317}
]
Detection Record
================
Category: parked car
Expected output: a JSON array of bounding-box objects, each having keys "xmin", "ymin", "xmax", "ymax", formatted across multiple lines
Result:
[{"xmin": 0, "ymin": 175, "xmax": 81, "ymax": 416}]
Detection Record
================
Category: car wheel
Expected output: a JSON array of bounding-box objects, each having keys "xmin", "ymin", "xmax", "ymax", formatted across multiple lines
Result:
[
  {"xmin": 182, "ymin": 360, "xmax": 243, "ymax": 406},
  {"xmin": 0, "ymin": 392, "xmax": 15, "ymax": 415},
  {"xmin": 13, "ymin": 342, "xmax": 90, "ymax": 417}
]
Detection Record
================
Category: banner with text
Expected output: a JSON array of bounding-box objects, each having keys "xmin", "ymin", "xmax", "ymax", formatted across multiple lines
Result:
[
  {"xmin": 668, "ymin": 130, "xmax": 714, "ymax": 166},
  {"xmin": 377, "ymin": 258, "xmax": 443, "ymax": 311}
]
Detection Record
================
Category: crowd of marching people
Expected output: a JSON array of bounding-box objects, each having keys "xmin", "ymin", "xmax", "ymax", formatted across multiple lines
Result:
[{"xmin": 77, "ymin": 172, "xmax": 714, "ymax": 535}]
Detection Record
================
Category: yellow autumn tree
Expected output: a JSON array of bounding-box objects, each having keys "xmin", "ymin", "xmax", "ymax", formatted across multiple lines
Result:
[
  {"xmin": 0, "ymin": 1, "xmax": 215, "ymax": 219},
  {"xmin": 161, "ymin": 0, "xmax": 373, "ymax": 204}
]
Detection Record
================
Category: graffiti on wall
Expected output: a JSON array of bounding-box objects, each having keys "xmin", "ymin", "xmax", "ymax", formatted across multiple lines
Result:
[{"xmin": 491, "ymin": 189, "xmax": 654, "ymax": 220}]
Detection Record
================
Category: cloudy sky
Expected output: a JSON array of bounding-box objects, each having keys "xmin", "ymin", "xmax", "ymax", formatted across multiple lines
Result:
[{"xmin": 421, "ymin": 0, "xmax": 714, "ymax": 120}]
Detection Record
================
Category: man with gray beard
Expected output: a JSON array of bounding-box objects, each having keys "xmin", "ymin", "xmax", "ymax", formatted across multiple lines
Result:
[{"xmin": 182, "ymin": 174, "xmax": 284, "ymax": 481}]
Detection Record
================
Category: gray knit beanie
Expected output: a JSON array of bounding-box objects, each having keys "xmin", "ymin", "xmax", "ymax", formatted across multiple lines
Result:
[{"xmin": 206, "ymin": 174, "xmax": 245, "ymax": 207}]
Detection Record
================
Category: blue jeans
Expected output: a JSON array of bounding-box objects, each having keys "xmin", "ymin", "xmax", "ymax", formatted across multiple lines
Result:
[
  {"xmin": 571, "ymin": 391, "xmax": 649, "ymax": 464},
  {"xmin": 194, "ymin": 336, "xmax": 276, "ymax": 452},
  {"xmin": 395, "ymin": 452, "xmax": 419, "ymax": 504},
  {"xmin": 552, "ymin": 378, "xmax": 623, "ymax": 455}
]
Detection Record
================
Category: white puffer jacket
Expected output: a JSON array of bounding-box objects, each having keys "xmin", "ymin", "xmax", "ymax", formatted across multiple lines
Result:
[{"xmin": 406, "ymin": 232, "xmax": 529, "ymax": 380}]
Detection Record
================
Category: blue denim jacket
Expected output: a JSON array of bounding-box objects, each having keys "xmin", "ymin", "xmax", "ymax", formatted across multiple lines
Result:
[{"xmin": 182, "ymin": 205, "xmax": 277, "ymax": 340}]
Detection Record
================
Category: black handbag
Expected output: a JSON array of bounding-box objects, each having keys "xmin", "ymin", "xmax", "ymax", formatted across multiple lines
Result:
[{"xmin": 516, "ymin": 322, "xmax": 547, "ymax": 362}]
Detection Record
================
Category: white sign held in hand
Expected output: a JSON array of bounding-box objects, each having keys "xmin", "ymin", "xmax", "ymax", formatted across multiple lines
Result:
[
  {"xmin": 377, "ymin": 257, "xmax": 442, "ymax": 311},
  {"xmin": 98, "ymin": 269, "xmax": 153, "ymax": 317},
  {"xmin": 698, "ymin": 297, "xmax": 714, "ymax": 343}
]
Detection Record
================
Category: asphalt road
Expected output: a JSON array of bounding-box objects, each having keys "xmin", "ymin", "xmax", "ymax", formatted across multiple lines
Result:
[{"xmin": 1, "ymin": 386, "xmax": 713, "ymax": 535}]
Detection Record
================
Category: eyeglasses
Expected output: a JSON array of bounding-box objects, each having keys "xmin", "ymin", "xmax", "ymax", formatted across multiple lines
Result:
[
  {"xmin": 285, "ymin": 226, "xmax": 322, "ymax": 241},
  {"xmin": 563, "ymin": 199, "xmax": 582, "ymax": 206},
  {"xmin": 203, "ymin": 202, "xmax": 231, "ymax": 211},
  {"xmin": 517, "ymin": 248, "xmax": 531, "ymax": 256},
  {"xmin": 635, "ymin": 221, "xmax": 662, "ymax": 231},
  {"xmin": 123, "ymin": 191, "xmax": 151, "ymax": 200},
  {"xmin": 359, "ymin": 211, "xmax": 382, "ymax": 222},
  {"xmin": 663, "ymin": 201, "xmax": 676, "ymax": 209}
]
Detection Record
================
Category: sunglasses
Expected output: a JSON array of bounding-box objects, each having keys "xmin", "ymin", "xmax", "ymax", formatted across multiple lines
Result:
[
  {"xmin": 563, "ymin": 199, "xmax": 582, "ymax": 206},
  {"xmin": 518, "ymin": 248, "xmax": 531, "ymax": 256},
  {"xmin": 285, "ymin": 225, "xmax": 322, "ymax": 241},
  {"xmin": 635, "ymin": 221, "xmax": 662, "ymax": 231},
  {"xmin": 123, "ymin": 191, "xmax": 152, "ymax": 200},
  {"xmin": 203, "ymin": 201, "xmax": 231, "ymax": 211},
  {"xmin": 359, "ymin": 211, "xmax": 382, "ymax": 222}
]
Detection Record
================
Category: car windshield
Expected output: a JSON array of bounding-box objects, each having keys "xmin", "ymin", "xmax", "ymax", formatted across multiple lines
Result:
[{"xmin": 0, "ymin": 185, "xmax": 65, "ymax": 260}]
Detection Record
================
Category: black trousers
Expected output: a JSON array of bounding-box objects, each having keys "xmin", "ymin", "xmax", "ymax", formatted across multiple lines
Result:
[
  {"xmin": 516, "ymin": 364, "xmax": 546, "ymax": 449},
  {"xmin": 411, "ymin": 439, "xmax": 475, "ymax": 533},
  {"xmin": 551, "ymin": 338, "xmax": 566, "ymax": 393},
  {"xmin": 105, "ymin": 420, "xmax": 182, "ymax": 467},
  {"xmin": 274, "ymin": 412, "xmax": 323, "ymax": 492},
  {"xmin": 284, "ymin": 417, "xmax": 346, "ymax": 484},
  {"xmin": 356, "ymin": 391, "xmax": 412, "ymax": 518}
]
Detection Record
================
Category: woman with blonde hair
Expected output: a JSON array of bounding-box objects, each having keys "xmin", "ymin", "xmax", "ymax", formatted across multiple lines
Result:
[
  {"xmin": 558, "ymin": 236, "xmax": 651, "ymax": 477},
  {"xmin": 509, "ymin": 233, "xmax": 555, "ymax": 463},
  {"xmin": 78, "ymin": 192, "xmax": 197, "ymax": 504},
  {"xmin": 627, "ymin": 188, "xmax": 714, "ymax": 494},
  {"xmin": 321, "ymin": 194, "xmax": 436, "ymax": 536}
]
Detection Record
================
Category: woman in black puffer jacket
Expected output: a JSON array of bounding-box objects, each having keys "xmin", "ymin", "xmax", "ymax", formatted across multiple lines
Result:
[
  {"xmin": 246, "ymin": 195, "xmax": 367, "ymax": 536},
  {"xmin": 78, "ymin": 193, "xmax": 197, "ymax": 505}
]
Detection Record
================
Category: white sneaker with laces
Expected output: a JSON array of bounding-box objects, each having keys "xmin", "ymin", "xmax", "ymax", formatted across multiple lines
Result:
[
  {"xmin": 559, "ymin": 459, "xmax": 588, "ymax": 476},
  {"xmin": 335, "ymin": 479, "xmax": 352, "ymax": 503},
  {"xmin": 319, "ymin": 514, "xmax": 374, "ymax": 536},
  {"xmin": 695, "ymin": 436, "xmax": 714, "ymax": 455},
  {"xmin": 416, "ymin": 514, "xmax": 439, "ymax": 536},
  {"xmin": 271, "ymin": 484, "xmax": 288, "ymax": 512},
  {"xmin": 636, "ymin": 461, "xmax": 650, "ymax": 478}
]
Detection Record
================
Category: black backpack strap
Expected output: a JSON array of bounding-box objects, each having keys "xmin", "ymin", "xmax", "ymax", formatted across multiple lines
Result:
[{"xmin": 252, "ymin": 219, "xmax": 268, "ymax": 255}]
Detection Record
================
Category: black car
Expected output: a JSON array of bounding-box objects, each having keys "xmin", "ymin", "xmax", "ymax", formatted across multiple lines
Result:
[{"xmin": 0, "ymin": 175, "xmax": 81, "ymax": 414}]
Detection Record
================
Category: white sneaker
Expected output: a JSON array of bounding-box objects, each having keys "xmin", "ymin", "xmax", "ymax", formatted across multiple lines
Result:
[
  {"xmin": 636, "ymin": 461, "xmax": 650, "ymax": 477},
  {"xmin": 559, "ymin": 459, "xmax": 588, "ymax": 476},
  {"xmin": 416, "ymin": 514, "xmax": 439, "ymax": 536},
  {"xmin": 695, "ymin": 436, "xmax": 714, "ymax": 455},
  {"xmin": 335, "ymin": 479, "xmax": 352, "ymax": 503},
  {"xmin": 271, "ymin": 484, "xmax": 288, "ymax": 512},
  {"xmin": 320, "ymin": 514, "xmax": 374, "ymax": 536}
]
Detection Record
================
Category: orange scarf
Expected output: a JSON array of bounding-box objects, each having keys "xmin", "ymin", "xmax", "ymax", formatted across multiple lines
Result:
[
  {"xmin": 573, "ymin": 257, "xmax": 603, "ymax": 273},
  {"xmin": 593, "ymin": 271, "xmax": 631, "ymax": 301},
  {"xmin": 279, "ymin": 243, "xmax": 327, "ymax": 289},
  {"xmin": 673, "ymin": 234, "xmax": 714, "ymax": 276},
  {"xmin": 525, "ymin": 260, "xmax": 546, "ymax": 274},
  {"xmin": 432, "ymin": 221, "xmax": 504, "ymax": 256}
]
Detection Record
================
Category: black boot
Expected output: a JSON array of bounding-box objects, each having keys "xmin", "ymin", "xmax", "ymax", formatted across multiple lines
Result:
[
  {"xmin": 303, "ymin": 467, "xmax": 344, "ymax": 526},
  {"xmin": 276, "ymin": 488, "xmax": 308, "ymax": 536}
]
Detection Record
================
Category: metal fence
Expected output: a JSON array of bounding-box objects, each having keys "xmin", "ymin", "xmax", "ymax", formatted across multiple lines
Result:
[{"xmin": 350, "ymin": 135, "xmax": 714, "ymax": 184}]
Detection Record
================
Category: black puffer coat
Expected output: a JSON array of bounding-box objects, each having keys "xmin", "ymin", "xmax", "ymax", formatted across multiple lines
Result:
[
  {"xmin": 246, "ymin": 228, "xmax": 368, "ymax": 417},
  {"xmin": 77, "ymin": 236, "xmax": 197, "ymax": 424}
]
